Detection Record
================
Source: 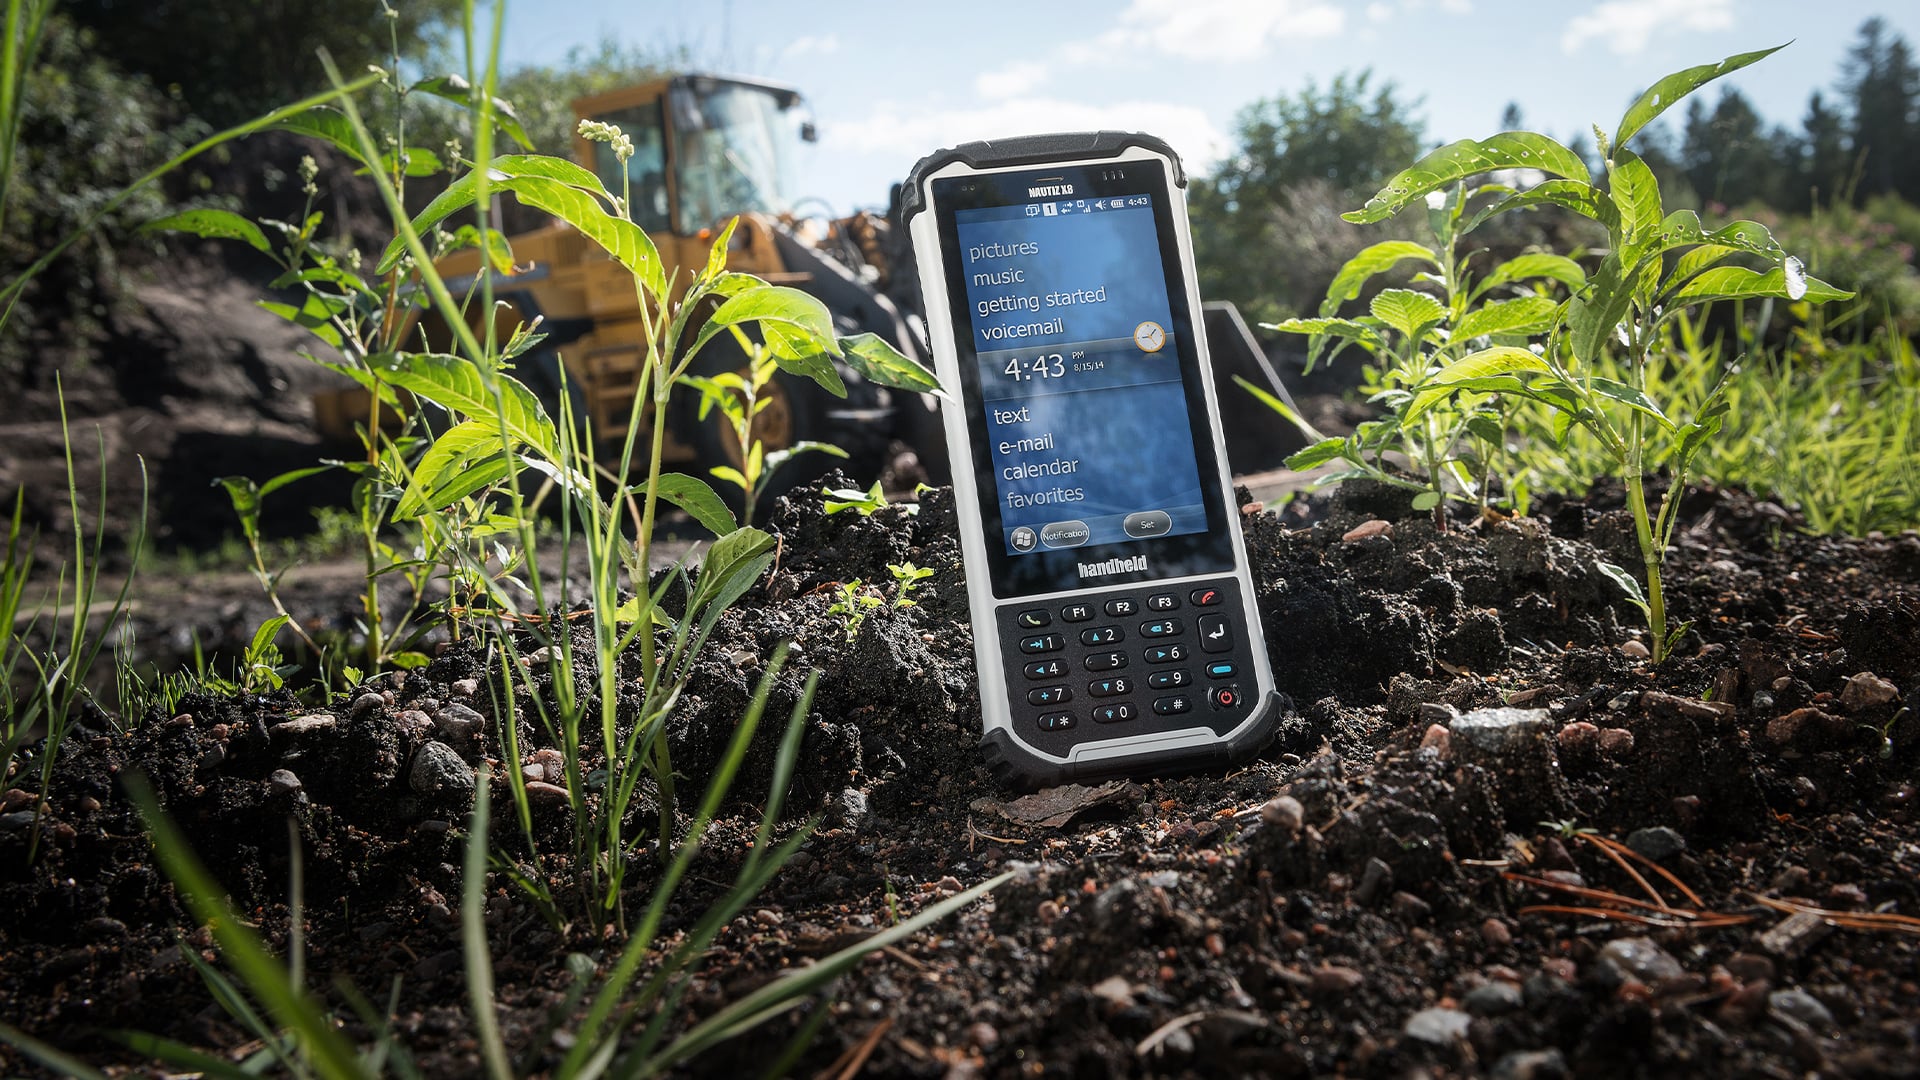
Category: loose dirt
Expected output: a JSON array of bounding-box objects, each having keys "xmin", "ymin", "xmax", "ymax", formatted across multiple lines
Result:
[{"xmin": 2, "ymin": 477, "xmax": 1916, "ymax": 1078}]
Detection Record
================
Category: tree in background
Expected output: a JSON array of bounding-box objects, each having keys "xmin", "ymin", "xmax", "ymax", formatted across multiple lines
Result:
[
  {"xmin": 1681, "ymin": 88, "xmax": 1772, "ymax": 208},
  {"xmin": 63, "ymin": 0, "xmax": 463, "ymax": 127},
  {"xmin": 1191, "ymin": 71, "xmax": 1424, "ymax": 323},
  {"xmin": 1780, "ymin": 91, "xmax": 1854, "ymax": 212},
  {"xmin": 1840, "ymin": 16, "xmax": 1920, "ymax": 203}
]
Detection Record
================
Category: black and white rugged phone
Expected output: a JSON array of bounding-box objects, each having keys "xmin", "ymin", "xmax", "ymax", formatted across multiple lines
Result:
[{"xmin": 904, "ymin": 132, "xmax": 1284, "ymax": 790}]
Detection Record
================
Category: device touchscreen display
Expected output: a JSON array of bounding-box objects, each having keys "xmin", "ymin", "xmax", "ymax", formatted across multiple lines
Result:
[{"xmin": 953, "ymin": 188, "xmax": 1207, "ymax": 558}]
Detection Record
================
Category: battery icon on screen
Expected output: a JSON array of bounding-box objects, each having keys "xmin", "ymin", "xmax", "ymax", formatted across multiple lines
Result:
[{"xmin": 1041, "ymin": 202, "xmax": 1058, "ymax": 216}]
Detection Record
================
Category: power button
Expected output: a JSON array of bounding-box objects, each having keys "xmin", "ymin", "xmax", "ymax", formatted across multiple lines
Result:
[{"xmin": 1209, "ymin": 686, "xmax": 1242, "ymax": 710}]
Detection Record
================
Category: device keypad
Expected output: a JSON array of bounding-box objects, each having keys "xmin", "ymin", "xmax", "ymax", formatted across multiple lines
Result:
[{"xmin": 994, "ymin": 577, "xmax": 1259, "ymax": 754}]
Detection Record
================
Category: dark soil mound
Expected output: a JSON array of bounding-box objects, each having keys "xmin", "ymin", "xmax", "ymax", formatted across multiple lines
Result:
[{"xmin": 3, "ymin": 480, "xmax": 1917, "ymax": 1077}]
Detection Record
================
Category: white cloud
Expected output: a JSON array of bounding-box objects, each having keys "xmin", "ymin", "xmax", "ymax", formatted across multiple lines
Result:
[
  {"xmin": 831, "ymin": 98, "xmax": 1232, "ymax": 175},
  {"xmin": 975, "ymin": 60, "xmax": 1050, "ymax": 100},
  {"xmin": 1561, "ymin": 0, "xmax": 1734, "ymax": 56},
  {"xmin": 1102, "ymin": 0, "xmax": 1346, "ymax": 62},
  {"xmin": 1366, "ymin": 2, "xmax": 1392, "ymax": 24},
  {"xmin": 1438, "ymin": 0, "xmax": 1472, "ymax": 12},
  {"xmin": 782, "ymin": 34, "xmax": 840, "ymax": 59}
]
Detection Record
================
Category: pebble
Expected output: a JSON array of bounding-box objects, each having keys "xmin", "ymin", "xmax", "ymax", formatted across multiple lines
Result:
[
  {"xmin": 1620, "ymin": 640, "xmax": 1650, "ymax": 659},
  {"xmin": 1625, "ymin": 826, "xmax": 1686, "ymax": 862},
  {"xmin": 1418, "ymin": 723, "xmax": 1451, "ymax": 757},
  {"xmin": 1310, "ymin": 965, "xmax": 1365, "ymax": 995},
  {"xmin": 349, "ymin": 693, "xmax": 385, "ymax": 719},
  {"xmin": 1417, "ymin": 702, "xmax": 1458, "ymax": 726},
  {"xmin": 524, "ymin": 781, "xmax": 570, "ymax": 805},
  {"xmin": 967, "ymin": 1022, "xmax": 999, "ymax": 1050},
  {"xmin": 829, "ymin": 788, "xmax": 870, "ymax": 832},
  {"xmin": 753, "ymin": 908, "xmax": 783, "ymax": 927},
  {"xmin": 168, "ymin": 714, "xmax": 194, "ymax": 729},
  {"xmin": 1556, "ymin": 721, "xmax": 1598, "ymax": 755},
  {"xmin": 1402, "ymin": 1006, "xmax": 1471, "ymax": 1044},
  {"xmin": 1390, "ymin": 891, "xmax": 1431, "ymax": 923},
  {"xmin": 1090, "ymin": 975, "xmax": 1134, "ymax": 1007},
  {"xmin": 271, "ymin": 714, "xmax": 337, "ymax": 738},
  {"xmin": 265, "ymin": 769, "xmax": 303, "ymax": 796},
  {"xmin": 1492, "ymin": 1049, "xmax": 1570, "ymax": 1080},
  {"xmin": 409, "ymin": 741, "xmax": 475, "ymax": 797},
  {"xmin": 1599, "ymin": 937, "xmax": 1685, "ymax": 983},
  {"xmin": 1479, "ymin": 917, "xmax": 1513, "ymax": 947},
  {"xmin": 85, "ymin": 916, "xmax": 128, "ymax": 940},
  {"xmin": 0, "ymin": 788, "xmax": 32, "ymax": 812},
  {"xmin": 434, "ymin": 703, "xmax": 487, "ymax": 739},
  {"xmin": 1342, "ymin": 519, "xmax": 1393, "ymax": 543},
  {"xmin": 1, "ymin": 811, "xmax": 37, "ymax": 832},
  {"xmin": 394, "ymin": 710, "xmax": 434, "ymax": 738},
  {"xmin": 531, "ymin": 747, "xmax": 567, "ymax": 776},
  {"xmin": 1719, "ymin": 978, "xmax": 1771, "ymax": 1024},
  {"xmin": 1725, "ymin": 952, "xmax": 1775, "ymax": 983},
  {"xmin": 1768, "ymin": 988, "xmax": 1835, "ymax": 1033},
  {"xmin": 1823, "ymin": 882, "xmax": 1867, "ymax": 910},
  {"xmin": 1353, "ymin": 857, "xmax": 1393, "ymax": 906},
  {"xmin": 1841, "ymin": 672, "xmax": 1899, "ymax": 710},
  {"xmin": 523, "ymin": 645, "xmax": 556, "ymax": 666},
  {"xmin": 450, "ymin": 677, "xmax": 480, "ymax": 699},
  {"xmin": 1450, "ymin": 707, "xmax": 1551, "ymax": 754},
  {"xmin": 1596, "ymin": 728, "xmax": 1635, "ymax": 756},
  {"xmin": 1463, "ymin": 980, "xmax": 1523, "ymax": 1016},
  {"xmin": 1260, "ymin": 795, "xmax": 1304, "ymax": 833}
]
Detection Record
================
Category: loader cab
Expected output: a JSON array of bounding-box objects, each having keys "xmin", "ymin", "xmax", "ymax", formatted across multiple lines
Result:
[{"xmin": 572, "ymin": 75, "xmax": 811, "ymax": 257}]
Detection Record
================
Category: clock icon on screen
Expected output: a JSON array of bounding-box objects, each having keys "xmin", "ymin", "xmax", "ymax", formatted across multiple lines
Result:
[{"xmin": 1133, "ymin": 321, "xmax": 1166, "ymax": 353}]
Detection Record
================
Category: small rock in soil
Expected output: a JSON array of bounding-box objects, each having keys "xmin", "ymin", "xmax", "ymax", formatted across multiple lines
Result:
[
  {"xmin": 1841, "ymin": 671, "xmax": 1899, "ymax": 710},
  {"xmin": 1625, "ymin": 826, "xmax": 1686, "ymax": 862},
  {"xmin": 1342, "ymin": 519, "xmax": 1393, "ymax": 543},
  {"xmin": 1451, "ymin": 707, "xmax": 1552, "ymax": 754},
  {"xmin": 0, "ymin": 788, "xmax": 31, "ymax": 812},
  {"xmin": 1310, "ymin": 965, "xmax": 1364, "ymax": 995},
  {"xmin": 1492, "ymin": 1049, "xmax": 1570, "ymax": 1080},
  {"xmin": 349, "ymin": 693, "xmax": 384, "ymax": 719},
  {"xmin": 409, "ymin": 741, "xmax": 474, "ymax": 797},
  {"xmin": 1390, "ymin": 890, "xmax": 1431, "ymax": 922},
  {"xmin": 1769, "ymin": 988, "xmax": 1836, "ymax": 1033},
  {"xmin": 829, "ymin": 788, "xmax": 870, "ymax": 831},
  {"xmin": 1726, "ymin": 952, "xmax": 1775, "ymax": 983},
  {"xmin": 433, "ymin": 703, "xmax": 486, "ymax": 739},
  {"xmin": 1620, "ymin": 640, "xmax": 1650, "ymax": 659},
  {"xmin": 524, "ymin": 781, "xmax": 570, "ymax": 805},
  {"xmin": 1354, "ymin": 857, "xmax": 1393, "ymax": 906},
  {"xmin": 1596, "ymin": 728, "xmax": 1635, "ymax": 756},
  {"xmin": 1260, "ymin": 794, "xmax": 1304, "ymax": 832},
  {"xmin": 1464, "ymin": 980, "xmax": 1524, "ymax": 1016},
  {"xmin": 1090, "ymin": 974, "xmax": 1134, "ymax": 1008},
  {"xmin": 1417, "ymin": 701, "xmax": 1458, "ymax": 725},
  {"xmin": 1419, "ymin": 723, "xmax": 1451, "ymax": 757},
  {"xmin": 1598, "ymin": 937, "xmax": 1685, "ymax": 983},
  {"xmin": 271, "ymin": 714, "xmax": 336, "ymax": 739},
  {"xmin": 1480, "ymin": 917, "xmax": 1513, "ymax": 947},
  {"xmin": 394, "ymin": 710, "xmax": 433, "ymax": 738},
  {"xmin": 265, "ymin": 769, "xmax": 302, "ymax": 796},
  {"xmin": 1403, "ymin": 1006, "xmax": 1471, "ymax": 1044},
  {"xmin": 1, "ymin": 811, "xmax": 38, "ymax": 832},
  {"xmin": 449, "ymin": 677, "xmax": 480, "ymax": 699}
]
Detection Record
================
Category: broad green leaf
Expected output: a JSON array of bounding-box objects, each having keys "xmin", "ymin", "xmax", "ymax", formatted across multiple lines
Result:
[
  {"xmin": 409, "ymin": 73, "xmax": 534, "ymax": 150},
  {"xmin": 706, "ymin": 217, "xmax": 739, "ymax": 282},
  {"xmin": 142, "ymin": 209, "xmax": 271, "ymax": 253},
  {"xmin": 1614, "ymin": 44, "xmax": 1788, "ymax": 149},
  {"xmin": 1345, "ymin": 132, "xmax": 1591, "ymax": 224},
  {"xmin": 1319, "ymin": 241, "xmax": 1439, "ymax": 316},
  {"xmin": 1370, "ymin": 289, "xmax": 1446, "ymax": 341},
  {"xmin": 769, "ymin": 344, "xmax": 845, "ymax": 398},
  {"xmin": 1481, "ymin": 253, "xmax": 1588, "ymax": 294},
  {"xmin": 268, "ymin": 106, "xmax": 369, "ymax": 167},
  {"xmin": 1595, "ymin": 560, "xmax": 1651, "ymax": 619},
  {"xmin": 247, "ymin": 614, "xmax": 291, "ymax": 662},
  {"xmin": 370, "ymin": 352, "xmax": 560, "ymax": 462},
  {"xmin": 1464, "ymin": 414, "xmax": 1506, "ymax": 445},
  {"xmin": 396, "ymin": 419, "xmax": 514, "ymax": 518},
  {"xmin": 1669, "ymin": 243, "xmax": 1742, "ymax": 288},
  {"xmin": 257, "ymin": 465, "xmax": 331, "ymax": 500},
  {"xmin": 258, "ymin": 294, "xmax": 348, "ymax": 347},
  {"xmin": 370, "ymin": 145, "xmax": 443, "ymax": 178},
  {"xmin": 1567, "ymin": 254, "xmax": 1637, "ymax": 364},
  {"xmin": 1668, "ymin": 263, "xmax": 1851, "ymax": 306},
  {"xmin": 268, "ymin": 264, "xmax": 378, "ymax": 297},
  {"xmin": 1654, "ymin": 210, "xmax": 1785, "ymax": 262},
  {"xmin": 690, "ymin": 525, "xmax": 775, "ymax": 619},
  {"xmin": 764, "ymin": 440, "xmax": 848, "ymax": 473},
  {"xmin": 637, "ymin": 473, "xmax": 738, "ymax": 536},
  {"xmin": 1262, "ymin": 316, "xmax": 1382, "ymax": 346},
  {"xmin": 1587, "ymin": 376, "xmax": 1673, "ymax": 430},
  {"xmin": 839, "ymin": 332, "xmax": 943, "ymax": 396},
  {"xmin": 1404, "ymin": 346, "xmax": 1553, "ymax": 426},
  {"xmin": 450, "ymin": 224, "xmax": 515, "ymax": 275},
  {"xmin": 490, "ymin": 174, "xmax": 665, "ymax": 300},
  {"xmin": 1285, "ymin": 437, "xmax": 1349, "ymax": 471},
  {"xmin": 1465, "ymin": 179, "xmax": 1617, "ymax": 235},
  {"xmin": 1609, "ymin": 148, "xmax": 1662, "ymax": 268},
  {"xmin": 1454, "ymin": 296, "xmax": 1561, "ymax": 341},
  {"xmin": 692, "ymin": 285, "xmax": 841, "ymax": 365},
  {"xmin": 1410, "ymin": 490, "xmax": 1442, "ymax": 511}
]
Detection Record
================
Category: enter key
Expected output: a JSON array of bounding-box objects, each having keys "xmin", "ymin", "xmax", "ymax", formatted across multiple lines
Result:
[{"xmin": 1198, "ymin": 613, "xmax": 1234, "ymax": 653}]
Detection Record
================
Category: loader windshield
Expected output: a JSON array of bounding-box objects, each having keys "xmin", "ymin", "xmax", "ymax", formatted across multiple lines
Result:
[{"xmin": 669, "ymin": 79, "xmax": 798, "ymax": 234}]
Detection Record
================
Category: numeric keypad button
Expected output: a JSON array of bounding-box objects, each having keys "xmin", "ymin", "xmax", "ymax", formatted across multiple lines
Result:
[
  {"xmin": 1140, "ymin": 618, "xmax": 1183, "ymax": 638},
  {"xmin": 1104, "ymin": 597, "xmax": 1140, "ymax": 617},
  {"xmin": 1084, "ymin": 651, "xmax": 1128, "ymax": 672},
  {"xmin": 1037, "ymin": 712, "xmax": 1075, "ymax": 731},
  {"xmin": 1145, "ymin": 643, "xmax": 1188, "ymax": 664},
  {"xmin": 1153, "ymin": 695, "xmax": 1193, "ymax": 715},
  {"xmin": 1024, "ymin": 659, "xmax": 1068, "ymax": 680},
  {"xmin": 1092, "ymin": 703, "xmax": 1138, "ymax": 724},
  {"xmin": 1080, "ymin": 626, "xmax": 1123, "ymax": 646},
  {"xmin": 1019, "ymin": 634, "xmax": 1064, "ymax": 654},
  {"xmin": 1028, "ymin": 686, "xmax": 1071, "ymax": 706},
  {"xmin": 1089, "ymin": 677, "xmax": 1133, "ymax": 697},
  {"xmin": 1147, "ymin": 669, "xmax": 1192, "ymax": 689}
]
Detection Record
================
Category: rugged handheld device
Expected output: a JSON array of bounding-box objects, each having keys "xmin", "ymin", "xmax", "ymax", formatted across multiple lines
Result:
[{"xmin": 904, "ymin": 132, "xmax": 1284, "ymax": 790}]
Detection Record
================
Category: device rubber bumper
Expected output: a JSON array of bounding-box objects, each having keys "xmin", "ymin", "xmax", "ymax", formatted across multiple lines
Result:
[{"xmin": 979, "ymin": 690, "xmax": 1292, "ymax": 792}]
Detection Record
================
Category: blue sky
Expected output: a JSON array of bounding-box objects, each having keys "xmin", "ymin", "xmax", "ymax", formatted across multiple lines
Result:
[{"xmin": 496, "ymin": 0, "xmax": 1920, "ymax": 214}]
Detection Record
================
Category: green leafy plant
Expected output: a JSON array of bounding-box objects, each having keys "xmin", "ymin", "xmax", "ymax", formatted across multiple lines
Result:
[
  {"xmin": 680, "ymin": 325, "xmax": 849, "ymax": 526},
  {"xmin": 826, "ymin": 579, "xmax": 885, "ymax": 642},
  {"xmin": 822, "ymin": 478, "xmax": 890, "ymax": 516},
  {"xmin": 888, "ymin": 561, "xmax": 933, "ymax": 607},
  {"xmin": 1346, "ymin": 44, "xmax": 1852, "ymax": 660},
  {"xmin": 1261, "ymin": 182, "xmax": 1585, "ymax": 524}
]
